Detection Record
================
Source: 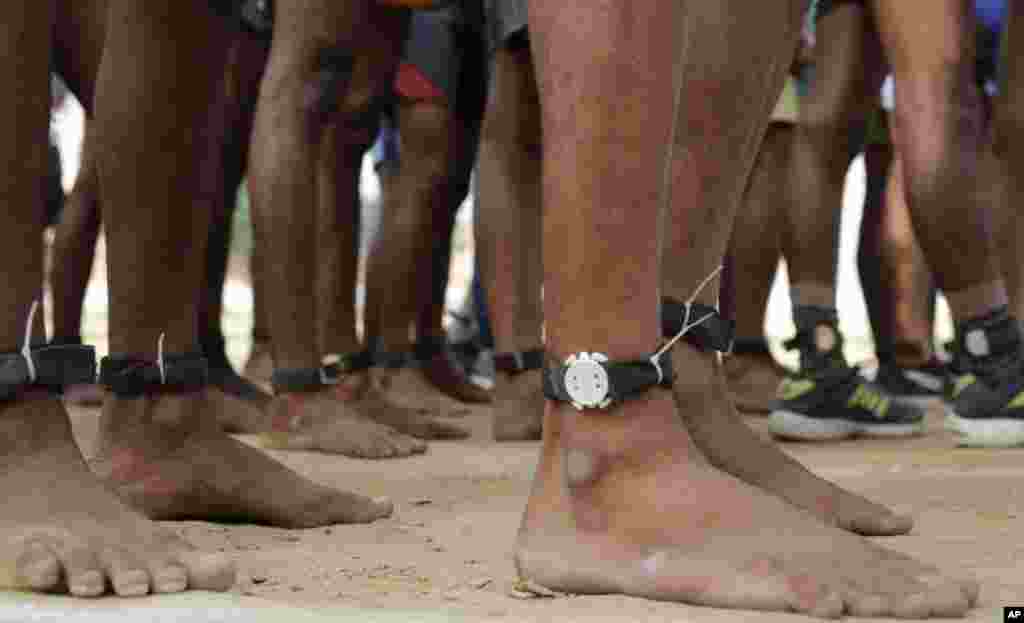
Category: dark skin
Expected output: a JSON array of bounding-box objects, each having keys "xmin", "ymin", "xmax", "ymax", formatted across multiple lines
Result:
[
  {"xmin": 250, "ymin": 0, "xmax": 466, "ymax": 458},
  {"xmin": 872, "ymin": 0, "xmax": 1001, "ymax": 320},
  {"xmin": 0, "ymin": 0, "xmax": 235, "ymax": 597},
  {"xmin": 476, "ymin": 41, "xmax": 545, "ymax": 442},
  {"xmin": 783, "ymin": 0, "xmax": 887, "ymax": 307},
  {"xmin": 360, "ymin": 25, "xmax": 491, "ymax": 411},
  {"xmin": 858, "ymin": 138, "xmax": 937, "ymax": 367},
  {"xmin": 518, "ymin": 0, "xmax": 976, "ymax": 615},
  {"xmin": 472, "ymin": 7, "xmax": 913, "ymax": 537},
  {"xmin": 49, "ymin": 30, "xmax": 275, "ymax": 424},
  {"xmin": 991, "ymin": 1, "xmax": 1024, "ymax": 324},
  {"xmin": 720, "ymin": 121, "xmax": 791, "ymax": 414},
  {"xmin": 88, "ymin": 0, "xmax": 391, "ymax": 534},
  {"xmin": 355, "ymin": 94, "xmax": 477, "ymax": 437}
]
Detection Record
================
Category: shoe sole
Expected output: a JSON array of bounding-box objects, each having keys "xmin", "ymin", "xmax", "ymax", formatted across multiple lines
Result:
[
  {"xmin": 944, "ymin": 412, "xmax": 1024, "ymax": 447},
  {"xmin": 769, "ymin": 409, "xmax": 925, "ymax": 441}
]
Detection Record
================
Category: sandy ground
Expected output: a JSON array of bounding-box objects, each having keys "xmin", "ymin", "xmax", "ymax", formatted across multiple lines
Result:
[{"xmin": 64, "ymin": 401, "xmax": 1023, "ymax": 623}]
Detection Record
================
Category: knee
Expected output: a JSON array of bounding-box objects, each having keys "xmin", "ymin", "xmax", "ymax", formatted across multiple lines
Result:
[
  {"xmin": 399, "ymin": 101, "xmax": 455, "ymax": 187},
  {"xmin": 263, "ymin": 44, "xmax": 382, "ymax": 143}
]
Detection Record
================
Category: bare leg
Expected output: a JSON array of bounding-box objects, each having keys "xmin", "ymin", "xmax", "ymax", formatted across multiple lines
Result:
[
  {"xmin": 49, "ymin": 126, "xmax": 105, "ymax": 406},
  {"xmin": 322, "ymin": 92, "xmax": 469, "ymax": 439},
  {"xmin": 50, "ymin": 126, "xmax": 99, "ymax": 348},
  {"xmin": 0, "ymin": 0, "xmax": 234, "ymax": 597},
  {"xmin": 518, "ymin": 0, "xmax": 977, "ymax": 615},
  {"xmin": 721, "ymin": 122, "xmax": 790, "ymax": 414},
  {"xmin": 872, "ymin": 0, "xmax": 1024, "ymax": 446},
  {"xmin": 92, "ymin": 0, "xmax": 391, "ymax": 528},
  {"xmin": 250, "ymin": 0, "xmax": 428, "ymax": 458},
  {"xmin": 859, "ymin": 143, "xmax": 941, "ymax": 378},
  {"xmin": 769, "ymin": 2, "xmax": 931, "ymax": 444},
  {"xmin": 200, "ymin": 36, "xmax": 275, "ymax": 434},
  {"xmin": 783, "ymin": 3, "xmax": 886, "ymax": 306},
  {"xmin": 991, "ymin": 2, "xmax": 1024, "ymax": 323},
  {"xmin": 476, "ymin": 42, "xmax": 545, "ymax": 441},
  {"xmin": 873, "ymin": 0, "xmax": 993, "ymax": 309}
]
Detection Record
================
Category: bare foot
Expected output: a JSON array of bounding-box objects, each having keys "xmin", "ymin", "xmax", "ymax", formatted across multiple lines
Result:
[
  {"xmin": 386, "ymin": 366, "xmax": 475, "ymax": 417},
  {"xmin": 678, "ymin": 350, "xmax": 913, "ymax": 536},
  {"xmin": 91, "ymin": 391, "xmax": 394, "ymax": 528},
  {"xmin": 210, "ymin": 387, "xmax": 272, "ymax": 435},
  {"xmin": 260, "ymin": 388, "xmax": 427, "ymax": 459},
  {"xmin": 515, "ymin": 347, "xmax": 977, "ymax": 618},
  {"xmin": 242, "ymin": 341, "xmax": 273, "ymax": 388},
  {"xmin": 420, "ymin": 349, "xmax": 493, "ymax": 405},
  {"xmin": 337, "ymin": 371, "xmax": 469, "ymax": 440},
  {"xmin": 722, "ymin": 350, "xmax": 786, "ymax": 415},
  {"xmin": 492, "ymin": 369, "xmax": 543, "ymax": 442},
  {"xmin": 0, "ymin": 396, "xmax": 235, "ymax": 596}
]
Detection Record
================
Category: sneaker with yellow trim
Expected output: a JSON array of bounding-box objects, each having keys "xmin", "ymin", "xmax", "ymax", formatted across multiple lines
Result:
[
  {"xmin": 768, "ymin": 305, "xmax": 925, "ymax": 441},
  {"xmin": 944, "ymin": 308, "xmax": 1024, "ymax": 447}
]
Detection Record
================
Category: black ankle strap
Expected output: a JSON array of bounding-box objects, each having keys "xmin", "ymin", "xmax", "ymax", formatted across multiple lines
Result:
[
  {"xmin": 494, "ymin": 348, "xmax": 545, "ymax": 375},
  {"xmin": 272, "ymin": 351, "xmax": 377, "ymax": 394},
  {"xmin": 730, "ymin": 337, "xmax": 772, "ymax": 357},
  {"xmin": 543, "ymin": 350, "xmax": 674, "ymax": 410},
  {"xmin": 372, "ymin": 351, "xmax": 411, "ymax": 369},
  {"xmin": 0, "ymin": 344, "xmax": 97, "ymax": 401},
  {"xmin": 271, "ymin": 366, "xmax": 335, "ymax": 393},
  {"xmin": 413, "ymin": 336, "xmax": 446, "ymax": 362},
  {"xmin": 100, "ymin": 352, "xmax": 207, "ymax": 398},
  {"xmin": 661, "ymin": 298, "xmax": 734, "ymax": 353}
]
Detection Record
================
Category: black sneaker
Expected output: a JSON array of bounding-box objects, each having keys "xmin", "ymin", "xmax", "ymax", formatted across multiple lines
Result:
[
  {"xmin": 768, "ymin": 306, "xmax": 925, "ymax": 441},
  {"xmin": 872, "ymin": 359, "xmax": 950, "ymax": 409},
  {"xmin": 771, "ymin": 367, "xmax": 926, "ymax": 440},
  {"xmin": 944, "ymin": 308, "xmax": 1024, "ymax": 447}
]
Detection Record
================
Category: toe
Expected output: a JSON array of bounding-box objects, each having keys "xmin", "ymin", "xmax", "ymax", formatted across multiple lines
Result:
[
  {"xmin": 844, "ymin": 511, "xmax": 914, "ymax": 537},
  {"xmin": 14, "ymin": 540, "xmax": 60, "ymax": 591},
  {"xmin": 393, "ymin": 433, "xmax": 428, "ymax": 456},
  {"xmin": 101, "ymin": 549, "xmax": 150, "ymax": 597},
  {"xmin": 916, "ymin": 574, "xmax": 976, "ymax": 615},
  {"xmin": 843, "ymin": 589, "xmax": 889, "ymax": 617},
  {"xmin": 58, "ymin": 547, "xmax": 105, "ymax": 597},
  {"xmin": 889, "ymin": 591, "xmax": 934, "ymax": 619},
  {"xmin": 175, "ymin": 550, "xmax": 236, "ymax": 592},
  {"xmin": 148, "ymin": 560, "xmax": 188, "ymax": 594}
]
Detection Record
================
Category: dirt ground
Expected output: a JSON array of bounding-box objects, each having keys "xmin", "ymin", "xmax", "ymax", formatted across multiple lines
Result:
[
  {"xmin": 64, "ymin": 400, "xmax": 1023, "ymax": 623},
  {"xmin": 48, "ymin": 217, "xmax": 1020, "ymax": 621}
]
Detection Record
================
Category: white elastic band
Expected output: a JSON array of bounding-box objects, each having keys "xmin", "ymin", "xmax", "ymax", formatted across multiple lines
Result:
[
  {"xmin": 21, "ymin": 300, "xmax": 39, "ymax": 383},
  {"xmin": 157, "ymin": 333, "xmax": 167, "ymax": 384},
  {"xmin": 652, "ymin": 265, "xmax": 724, "ymax": 361}
]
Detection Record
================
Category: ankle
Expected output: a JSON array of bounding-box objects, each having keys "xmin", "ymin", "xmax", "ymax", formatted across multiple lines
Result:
[
  {"xmin": 952, "ymin": 306, "xmax": 1022, "ymax": 378},
  {"xmin": 788, "ymin": 305, "xmax": 846, "ymax": 372},
  {"xmin": 552, "ymin": 389, "xmax": 688, "ymax": 461}
]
